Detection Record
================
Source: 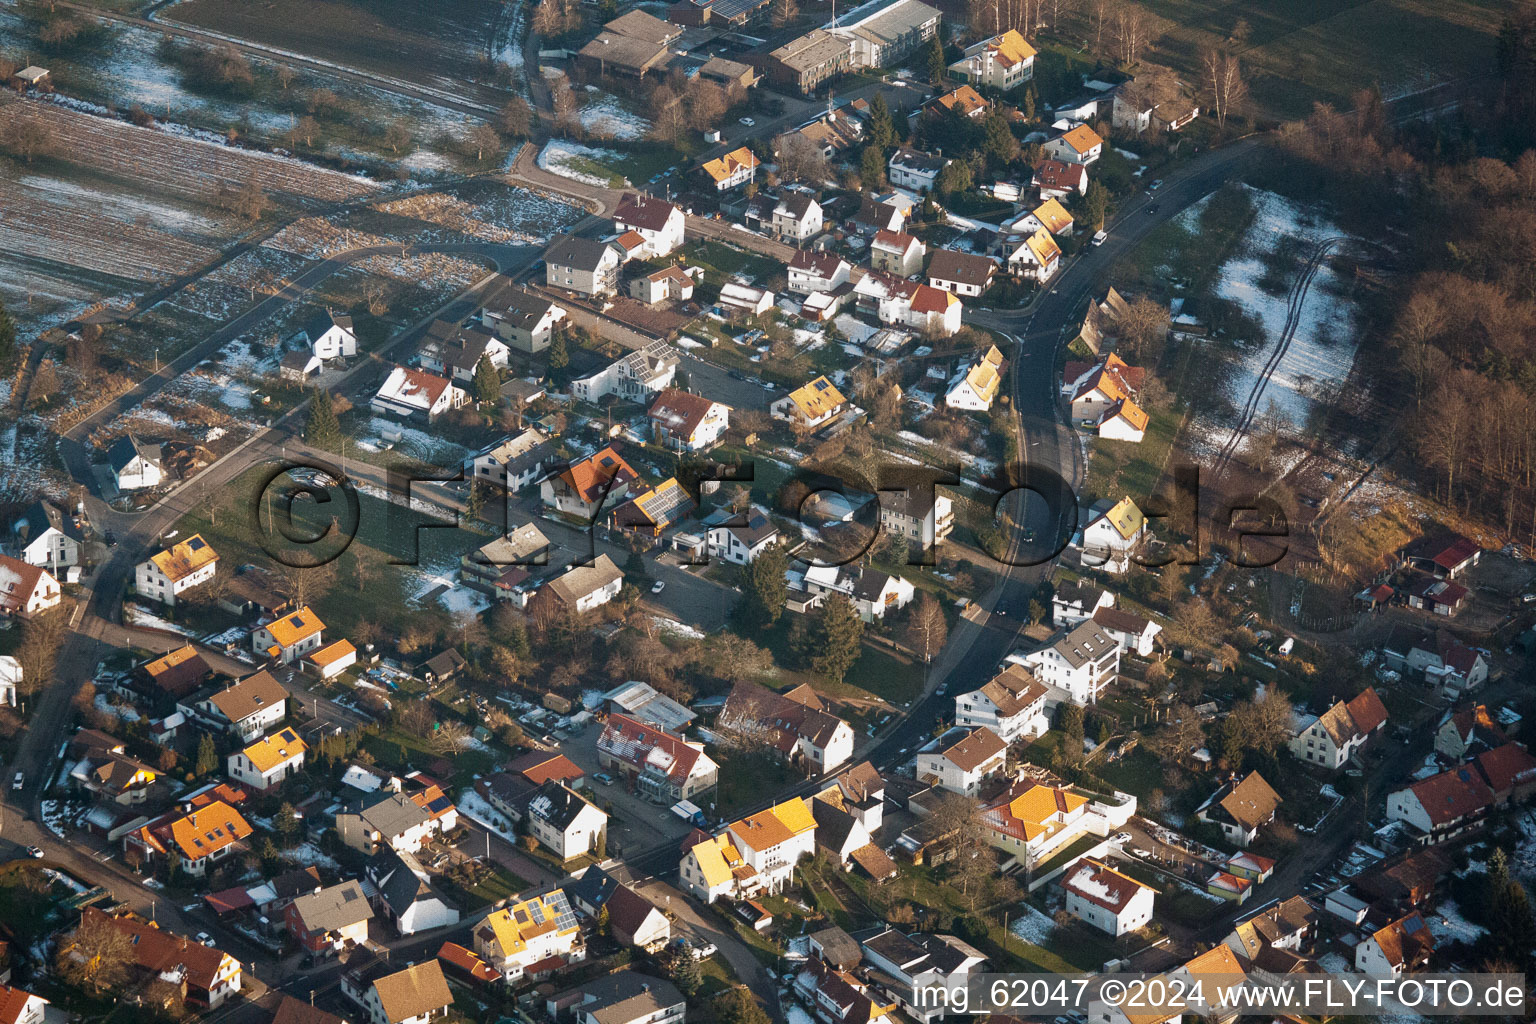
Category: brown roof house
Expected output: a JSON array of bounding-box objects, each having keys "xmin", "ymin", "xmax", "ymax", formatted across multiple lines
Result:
[
  {"xmin": 340, "ymin": 959, "xmax": 453, "ymax": 1024},
  {"xmin": 1287, "ymin": 687, "xmax": 1388, "ymax": 770},
  {"xmin": 1197, "ymin": 771, "xmax": 1281, "ymax": 847}
]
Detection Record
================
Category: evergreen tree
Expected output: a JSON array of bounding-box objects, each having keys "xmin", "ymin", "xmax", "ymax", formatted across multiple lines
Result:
[
  {"xmin": 926, "ymin": 33, "xmax": 947, "ymax": 85},
  {"xmin": 867, "ymin": 93, "xmax": 896, "ymax": 151},
  {"xmin": 547, "ymin": 329, "xmax": 570, "ymax": 380},
  {"xmin": 275, "ymin": 801, "xmax": 301, "ymax": 847},
  {"xmin": 0, "ymin": 298, "xmax": 15, "ymax": 367},
  {"xmin": 195, "ymin": 734, "xmax": 218, "ymax": 777},
  {"xmin": 473, "ymin": 353, "xmax": 501, "ymax": 405},
  {"xmin": 1021, "ymin": 83, "xmax": 1037, "ymax": 122},
  {"xmin": 745, "ymin": 543, "xmax": 789, "ymax": 624},
  {"xmin": 1084, "ymin": 181, "xmax": 1110, "ymax": 230},
  {"xmin": 810, "ymin": 593, "xmax": 864, "ymax": 685},
  {"xmin": 860, "ymin": 145, "xmax": 886, "ymax": 189},
  {"xmin": 306, "ymin": 388, "xmax": 341, "ymax": 448},
  {"xmin": 713, "ymin": 987, "xmax": 771, "ymax": 1024},
  {"xmin": 660, "ymin": 944, "xmax": 702, "ymax": 996}
]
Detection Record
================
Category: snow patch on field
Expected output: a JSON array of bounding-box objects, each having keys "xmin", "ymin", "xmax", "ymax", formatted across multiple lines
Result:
[
  {"xmin": 1009, "ymin": 903, "xmax": 1057, "ymax": 944},
  {"xmin": 579, "ymin": 89, "xmax": 651, "ymax": 141},
  {"xmin": 1186, "ymin": 187, "xmax": 1361, "ymax": 453},
  {"xmin": 537, "ymin": 140, "xmax": 629, "ymax": 187}
]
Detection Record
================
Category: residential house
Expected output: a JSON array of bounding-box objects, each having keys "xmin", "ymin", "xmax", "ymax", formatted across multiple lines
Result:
[
  {"xmin": 1031, "ymin": 197, "xmax": 1074, "ymax": 236},
  {"xmin": 596, "ymin": 712, "xmax": 719, "ymax": 802},
  {"xmin": 286, "ymin": 310, "xmax": 355, "ymax": 362},
  {"xmin": 719, "ymin": 680, "xmax": 856, "ymax": 774},
  {"xmin": 878, "ymin": 481, "xmax": 954, "ymax": 549},
  {"xmin": 1042, "ymin": 123, "xmax": 1104, "ymax": 165},
  {"xmin": 0, "ymin": 655, "xmax": 20, "ymax": 707},
  {"xmin": 341, "ymin": 960, "xmax": 452, "ymax": 1024},
  {"xmin": 306, "ymin": 639, "xmax": 357, "ymax": 680},
  {"xmin": 1197, "ymin": 771, "xmax": 1282, "ymax": 847},
  {"xmin": 678, "ymin": 797, "xmax": 817, "ymax": 903},
  {"xmin": 612, "ymin": 193, "xmax": 685, "ymax": 258},
  {"xmin": 718, "ymin": 282, "xmax": 775, "ymax": 316},
  {"xmin": 1061, "ymin": 856, "xmax": 1156, "ymax": 936},
  {"xmin": 944, "ymin": 345, "xmax": 1005, "ymax": 410},
  {"xmin": 1384, "ymin": 631, "xmax": 1488, "ymax": 697},
  {"xmin": 1223, "ymin": 895, "xmax": 1316, "ymax": 966},
  {"xmin": 700, "ymin": 146, "xmax": 760, "ymax": 190},
  {"xmin": 1072, "ymin": 286, "xmax": 1132, "ymax": 354},
  {"xmin": 529, "ymin": 554, "xmax": 625, "ymax": 615},
  {"xmin": 916, "ymin": 727, "xmax": 1007, "ymax": 795},
  {"xmin": 270, "ymin": 996, "xmax": 351, "ymax": 1024},
  {"xmin": 1288, "ymin": 688, "xmax": 1389, "ymax": 769},
  {"xmin": 527, "ymin": 782, "xmax": 608, "ymax": 861},
  {"xmin": 1011, "ymin": 620, "xmax": 1120, "ymax": 704},
  {"xmin": 108, "ymin": 434, "xmax": 163, "ymax": 491},
  {"xmin": 927, "ymin": 249, "xmax": 996, "ymax": 298},
  {"xmin": 474, "ymin": 890, "xmax": 583, "ymax": 981},
  {"xmin": 954, "ymin": 663, "xmax": 1049, "ymax": 742},
  {"xmin": 122, "ymin": 788, "xmax": 254, "ymax": 877},
  {"xmin": 1475, "ymin": 741, "xmax": 1536, "ymax": 805},
  {"xmin": 792, "ymin": 956, "xmax": 898, "ymax": 1024},
  {"xmin": 1356, "ymin": 849, "xmax": 1453, "ymax": 911},
  {"xmin": 370, "ymin": 366, "xmax": 466, "ymax": 421},
  {"xmin": 569, "ymin": 340, "xmax": 678, "ymax": 403},
  {"xmin": 1032, "ymin": 159, "xmax": 1089, "ymax": 199},
  {"xmin": 809, "ymin": 790, "xmax": 873, "ymax": 867},
  {"xmin": 510, "ymin": 751, "xmax": 587, "ymax": 788},
  {"xmin": 822, "ymin": 760, "xmax": 886, "ymax": 833},
  {"xmin": 902, "ymin": 283, "xmax": 963, "ymax": 336},
  {"xmin": 1068, "ymin": 353, "xmax": 1145, "ymax": 422},
  {"xmin": 460, "ymin": 523, "xmax": 552, "ymax": 605},
  {"xmin": 788, "ymin": 250, "xmax": 852, "ymax": 294},
  {"xmin": 1095, "ymin": 399, "xmax": 1149, "ymax": 442},
  {"xmin": 1091, "ymin": 606, "xmax": 1162, "ymax": 656},
  {"xmin": 134, "ymin": 534, "xmax": 218, "ymax": 606},
  {"xmin": 1435, "ymin": 704, "xmax": 1509, "ymax": 759},
  {"xmin": 1356, "ymin": 913, "xmax": 1435, "ymax": 976},
  {"xmin": 801, "ymin": 564, "xmax": 915, "ymax": 622},
  {"xmin": 610, "ymin": 477, "xmax": 696, "ymax": 538},
  {"xmin": 1079, "ymin": 496, "xmax": 1148, "ymax": 573},
  {"xmin": 336, "ymin": 787, "xmax": 457, "ymax": 855},
  {"xmin": 471, "ymin": 429, "xmax": 557, "ymax": 493},
  {"xmin": 827, "ymin": 0, "xmax": 940, "ymax": 68},
  {"xmin": 947, "ymin": 29, "xmax": 1036, "ymax": 90},
  {"xmin": 772, "ymin": 192, "xmax": 824, "ymax": 242},
  {"xmin": 415, "ymin": 320, "xmax": 510, "ymax": 385},
  {"xmin": 540, "ymin": 446, "xmax": 641, "ymax": 518},
  {"xmin": 480, "ymin": 285, "xmax": 566, "ymax": 354},
  {"xmin": 185, "ymin": 670, "xmax": 289, "ymax": 740},
  {"xmin": 703, "ymin": 508, "xmax": 779, "ymax": 564},
  {"xmin": 73, "ymin": 908, "xmax": 242, "ymax": 1008},
  {"xmin": 9, "ymin": 500, "xmax": 83, "ymax": 571},
  {"xmin": 68, "ymin": 730, "xmax": 159, "ymax": 805},
  {"xmin": 759, "ymin": 30, "xmax": 851, "ymax": 94},
  {"xmin": 629, "ymin": 265, "xmax": 695, "ymax": 305},
  {"xmin": 546, "ymin": 972, "xmax": 683, "ymax": 1024},
  {"xmin": 1388, "ymin": 762, "xmax": 1496, "ymax": 843},
  {"xmin": 857, "ymin": 929, "xmax": 986, "ymax": 1023},
  {"xmin": 869, "ymin": 229, "xmax": 925, "ymax": 275},
  {"xmin": 0, "ymin": 556, "xmax": 60, "ymax": 619},
  {"xmin": 771, "ymin": 375, "xmax": 849, "ymax": 430},
  {"xmin": 648, "ymin": 389, "xmax": 730, "ymax": 451},
  {"xmin": 135, "ymin": 645, "xmax": 211, "ymax": 700},
  {"xmin": 1006, "ymin": 225, "xmax": 1061, "ymax": 282},
  {"xmin": 251, "ymin": 605, "xmax": 326, "ymax": 665},
  {"xmin": 605, "ymin": 887, "xmax": 671, "ymax": 952},
  {"xmin": 366, "ymin": 847, "xmax": 461, "ymax": 936},
  {"xmin": 227, "ymin": 727, "xmax": 307, "ymax": 792},
  {"xmin": 1053, "ymin": 580, "xmax": 1114, "ymax": 627},
  {"xmin": 544, "ymin": 235, "xmax": 622, "ymax": 296},
  {"xmin": 696, "ymin": 54, "xmax": 759, "ymax": 85},
  {"xmin": 926, "ymin": 84, "xmax": 988, "ymax": 119},
  {"xmin": 848, "ymin": 196, "xmax": 905, "ymax": 235},
  {"xmin": 887, "ymin": 147, "xmax": 948, "ymax": 192},
  {"xmin": 0, "ymin": 987, "xmax": 45, "ymax": 1024},
  {"xmin": 285, "ymin": 882, "xmax": 373, "ymax": 956}
]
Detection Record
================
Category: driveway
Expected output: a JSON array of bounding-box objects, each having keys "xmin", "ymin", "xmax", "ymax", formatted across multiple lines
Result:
[
  {"xmin": 633, "ymin": 877, "xmax": 778, "ymax": 1009},
  {"xmin": 555, "ymin": 721, "xmax": 695, "ymax": 857}
]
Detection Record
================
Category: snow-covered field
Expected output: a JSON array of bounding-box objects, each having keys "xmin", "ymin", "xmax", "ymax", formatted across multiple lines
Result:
[
  {"xmin": 1009, "ymin": 903, "xmax": 1057, "ymax": 944},
  {"xmin": 1183, "ymin": 186, "xmax": 1361, "ymax": 453},
  {"xmin": 579, "ymin": 88, "xmax": 651, "ymax": 141},
  {"xmin": 537, "ymin": 140, "xmax": 629, "ymax": 187}
]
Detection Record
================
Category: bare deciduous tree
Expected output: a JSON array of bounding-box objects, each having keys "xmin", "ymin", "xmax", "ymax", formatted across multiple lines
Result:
[{"xmin": 1202, "ymin": 48, "xmax": 1246, "ymax": 128}]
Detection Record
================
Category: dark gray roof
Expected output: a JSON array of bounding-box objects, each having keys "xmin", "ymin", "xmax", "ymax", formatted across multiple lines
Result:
[
  {"xmin": 545, "ymin": 234, "xmax": 619, "ymax": 273},
  {"xmin": 367, "ymin": 846, "xmax": 442, "ymax": 916},
  {"xmin": 349, "ymin": 791, "xmax": 433, "ymax": 838},
  {"xmin": 1050, "ymin": 621, "xmax": 1118, "ymax": 667},
  {"xmin": 550, "ymin": 972, "xmax": 684, "ymax": 1024},
  {"xmin": 890, "ymin": 146, "xmax": 946, "ymax": 173},
  {"xmin": 1055, "ymin": 579, "xmax": 1107, "ymax": 609},
  {"xmin": 809, "ymin": 925, "xmax": 863, "ymax": 969},
  {"xmin": 15, "ymin": 500, "xmax": 83, "ymax": 544},
  {"xmin": 527, "ymin": 780, "xmax": 600, "ymax": 831},
  {"xmin": 107, "ymin": 433, "xmax": 161, "ymax": 472},
  {"xmin": 565, "ymin": 865, "xmax": 620, "ymax": 913},
  {"xmin": 300, "ymin": 309, "xmax": 354, "ymax": 341}
]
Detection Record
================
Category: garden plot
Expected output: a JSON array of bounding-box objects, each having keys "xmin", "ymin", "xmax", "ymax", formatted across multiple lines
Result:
[
  {"xmin": 0, "ymin": 92, "xmax": 378, "ymax": 203},
  {"xmin": 1182, "ymin": 186, "xmax": 1361, "ymax": 455},
  {"xmin": 578, "ymin": 88, "xmax": 651, "ymax": 141},
  {"xmin": 537, "ymin": 140, "xmax": 629, "ymax": 187},
  {"xmin": 264, "ymin": 218, "xmax": 495, "ymax": 293},
  {"xmin": 371, "ymin": 186, "xmax": 582, "ymax": 245}
]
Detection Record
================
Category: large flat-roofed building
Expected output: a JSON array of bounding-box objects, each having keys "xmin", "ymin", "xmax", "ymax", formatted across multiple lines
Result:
[
  {"xmin": 577, "ymin": 11, "xmax": 682, "ymax": 78},
  {"xmin": 756, "ymin": 29, "xmax": 852, "ymax": 94},
  {"xmin": 828, "ymin": 0, "xmax": 940, "ymax": 69}
]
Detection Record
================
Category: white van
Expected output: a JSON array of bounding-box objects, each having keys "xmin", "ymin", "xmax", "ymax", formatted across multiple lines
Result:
[{"xmin": 1092, "ymin": 230, "xmax": 1109, "ymax": 246}]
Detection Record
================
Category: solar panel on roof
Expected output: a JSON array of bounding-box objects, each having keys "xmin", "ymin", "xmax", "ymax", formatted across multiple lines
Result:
[
  {"xmin": 189, "ymin": 538, "xmax": 205, "ymax": 549},
  {"xmin": 290, "ymin": 615, "xmax": 305, "ymax": 627}
]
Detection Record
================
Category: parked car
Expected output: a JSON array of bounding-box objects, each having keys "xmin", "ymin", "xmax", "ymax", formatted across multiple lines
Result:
[
  {"xmin": 195, "ymin": 932, "xmax": 214, "ymax": 947},
  {"xmin": 1092, "ymin": 230, "xmax": 1108, "ymax": 246},
  {"xmin": 739, "ymin": 117, "xmax": 755, "ymax": 126},
  {"xmin": 1149, "ymin": 179, "xmax": 1164, "ymax": 190},
  {"xmin": 594, "ymin": 772, "xmax": 615, "ymax": 786},
  {"xmin": 1112, "ymin": 831, "xmax": 1132, "ymax": 844},
  {"xmin": 651, "ymin": 580, "xmax": 666, "ymax": 594},
  {"xmin": 26, "ymin": 846, "xmax": 44, "ymax": 859},
  {"xmin": 12, "ymin": 772, "xmax": 22, "ymax": 791}
]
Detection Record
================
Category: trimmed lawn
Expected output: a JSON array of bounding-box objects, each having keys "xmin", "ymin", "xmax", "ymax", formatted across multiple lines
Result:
[
  {"xmin": 1082, "ymin": 404, "xmax": 1184, "ymax": 504},
  {"xmin": 743, "ymin": 617, "xmax": 924, "ymax": 708},
  {"xmin": 680, "ymin": 240, "xmax": 783, "ymax": 288}
]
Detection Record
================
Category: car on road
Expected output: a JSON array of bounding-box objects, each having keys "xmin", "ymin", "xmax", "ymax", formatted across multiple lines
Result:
[
  {"xmin": 1146, "ymin": 204, "xmax": 1160, "ymax": 214},
  {"xmin": 195, "ymin": 932, "xmax": 215, "ymax": 947},
  {"xmin": 594, "ymin": 772, "xmax": 615, "ymax": 786},
  {"xmin": 739, "ymin": 117, "xmax": 755, "ymax": 126},
  {"xmin": 651, "ymin": 580, "xmax": 666, "ymax": 594},
  {"xmin": 1149, "ymin": 179, "xmax": 1164, "ymax": 190},
  {"xmin": 11, "ymin": 772, "xmax": 21, "ymax": 791},
  {"xmin": 26, "ymin": 846, "xmax": 44, "ymax": 859},
  {"xmin": 1092, "ymin": 229, "xmax": 1108, "ymax": 246}
]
